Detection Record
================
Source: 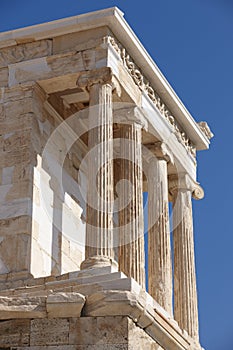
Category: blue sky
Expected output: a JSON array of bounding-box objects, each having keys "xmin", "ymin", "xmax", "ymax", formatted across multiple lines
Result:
[{"xmin": 0, "ymin": 1, "xmax": 232, "ymax": 349}]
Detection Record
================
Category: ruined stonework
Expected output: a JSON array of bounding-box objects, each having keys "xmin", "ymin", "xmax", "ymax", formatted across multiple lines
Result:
[{"xmin": 0, "ymin": 7, "xmax": 212, "ymax": 350}]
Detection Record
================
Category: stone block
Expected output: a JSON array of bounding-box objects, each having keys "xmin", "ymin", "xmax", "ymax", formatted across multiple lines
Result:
[
  {"xmin": 46, "ymin": 52, "xmax": 85, "ymax": 76},
  {"xmin": 52, "ymin": 26, "xmax": 110, "ymax": 54},
  {"xmin": 69, "ymin": 317, "xmax": 97, "ymax": 345},
  {"xmin": 7, "ymin": 50, "xmax": 86, "ymax": 87},
  {"xmin": 144, "ymin": 321, "xmax": 189, "ymax": 350},
  {"xmin": 68, "ymin": 316, "xmax": 163, "ymax": 349},
  {"xmin": 95, "ymin": 47, "xmax": 108, "ymax": 68},
  {"xmin": 7, "ymin": 47, "xmax": 107, "ymax": 87},
  {"xmin": 0, "ymin": 233, "xmax": 31, "ymax": 272},
  {"xmin": 81, "ymin": 49, "xmax": 97, "ymax": 70},
  {"xmin": 15, "ymin": 347, "xmax": 77, "ymax": 350},
  {"xmin": 0, "ymin": 319, "xmax": 30, "ymax": 347},
  {"xmin": 1, "ymin": 129, "xmax": 32, "ymax": 152},
  {"xmin": 71, "ymin": 283, "xmax": 102, "ymax": 296},
  {"xmin": 0, "ymin": 146, "xmax": 33, "ymax": 168},
  {"xmin": 83, "ymin": 48, "xmax": 108, "ymax": 70},
  {"xmin": 12, "ymin": 163, "xmax": 33, "ymax": 183},
  {"xmin": 1, "ymin": 165, "xmax": 14, "ymax": 185},
  {"xmin": 74, "ymin": 346, "xmax": 128, "ymax": 350},
  {"xmin": 5, "ymin": 95, "xmax": 33, "ymax": 114},
  {"xmin": 46, "ymin": 292, "xmax": 85, "ymax": 318},
  {"xmin": 2, "ymin": 180, "xmax": 33, "ymax": 202},
  {"xmin": 76, "ymin": 265, "xmax": 118, "ymax": 278},
  {"xmin": 0, "ymin": 67, "xmax": 8, "ymax": 87},
  {"xmin": 30, "ymin": 318, "xmax": 69, "ymax": 346},
  {"xmin": 5, "ymin": 270, "xmax": 33, "ymax": 282},
  {"xmin": 69, "ymin": 316, "xmax": 128, "ymax": 345},
  {"xmin": 0, "ymin": 103, "xmax": 5, "ymax": 120},
  {"xmin": 0, "ymin": 180, "xmax": 32, "ymax": 204},
  {"xmin": 13, "ymin": 347, "xmax": 127, "ymax": 350},
  {"xmin": 1, "ymin": 83, "xmax": 33, "ymax": 103},
  {"xmin": 37, "ymin": 73, "xmax": 78, "ymax": 94},
  {"xmin": 0, "ymin": 296, "xmax": 46, "ymax": 319},
  {"xmin": 96, "ymin": 316, "xmax": 128, "ymax": 345},
  {"xmin": 118, "ymin": 64, "xmax": 142, "ymax": 106},
  {"xmin": 128, "ymin": 345, "xmax": 162, "ymax": 350},
  {"xmin": 0, "ymin": 40, "xmax": 52, "ymax": 68},
  {"xmin": 69, "ymin": 271, "xmax": 126, "ymax": 284},
  {"xmin": 0, "ymin": 215, "xmax": 31, "ymax": 237},
  {"xmin": 9, "ymin": 58, "xmax": 51, "ymax": 87},
  {"xmin": 128, "ymin": 317, "xmax": 162, "ymax": 350},
  {"xmin": 0, "ymin": 113, "xmax": 34, "ymax": 135},
  {"xmin": 85, "ymin": 290, "xmax": 143, "ymax": 321},
  {"xmin": 0, "ymin": 198, "xmax": 32, "ymax": 220}
]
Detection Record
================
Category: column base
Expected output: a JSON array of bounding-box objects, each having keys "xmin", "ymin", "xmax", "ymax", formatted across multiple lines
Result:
[{"xmin": 80, "ymin": 256, "xmax": 118, "ymax": 277}]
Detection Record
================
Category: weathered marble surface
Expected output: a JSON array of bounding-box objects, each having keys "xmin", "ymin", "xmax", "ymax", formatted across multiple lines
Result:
[
  {"xmin": 0, "ymin": 269, "xmax": 199, "ymax": 349},
  {"xmin": 0, "ymin": 316, "xmax": 164, "ymax": 349},
  {"xmin": 0, "ymin": 8, "xmax": 211, "ymax": 350},
  {"xmin": 78, "ymin": 69, "xmax": 115, "ymax": 270},
  {"xmin": 172, "ymin": 186, "xmax": 199, "ymax": 341},
  {"xmin": 147, "ymin": 143, "xmax": 172, "ymax": 315},
  {"xmin": 47, "ymin": 292, "xmax": 85, "ymax": 318},
  {"xmin": 118, "ymin": 118, "xmax": 145, "ymax": 288}
]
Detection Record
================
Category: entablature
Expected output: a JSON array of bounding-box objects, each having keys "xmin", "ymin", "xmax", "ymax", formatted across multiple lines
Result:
[{"xmin": 0, "ymin": 7, "xmax": 212, "ymax": 153}]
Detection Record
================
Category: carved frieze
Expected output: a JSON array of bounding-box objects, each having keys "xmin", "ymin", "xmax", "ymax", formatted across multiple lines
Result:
[{"xmin": 105, "ymin": 36, "xmax": 196, "ymax": 157}]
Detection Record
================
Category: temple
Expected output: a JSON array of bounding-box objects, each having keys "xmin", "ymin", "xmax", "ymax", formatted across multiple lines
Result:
[{"xmin": 0, "ymin": 8, "xmax": 212, "ymax": 350}]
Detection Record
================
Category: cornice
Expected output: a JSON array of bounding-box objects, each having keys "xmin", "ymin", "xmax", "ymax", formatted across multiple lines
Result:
[
  {"xmin": 0, "ymin": 7, "xmax": 210, "ymax": 151},
  {"xmin": 105, "ymin": 36, "xmax": 196, "ymax": 157}
]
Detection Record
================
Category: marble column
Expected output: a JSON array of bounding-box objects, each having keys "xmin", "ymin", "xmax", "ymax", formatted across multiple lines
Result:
[
  {"xmin": 147, "ymin": 142, "xmax": 173, "ymax": 315},
  {"xmin": 170, "ymin": 175, "xmax": 204, "ymax": 340},
  {"xmin": 77, "ymin": 68, "xmax": 117, "ymax": 271},
  {"xmin": 118, "ymin": 108, "xmax": 147, "ymax": 288}
]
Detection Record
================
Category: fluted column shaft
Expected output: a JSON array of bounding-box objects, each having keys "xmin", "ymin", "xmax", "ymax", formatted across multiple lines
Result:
[
  {"xmin": 148, "ymin": 154, "xmax": 172, "ymax": 315},
  {"xmin": 172, "ymin": 187, "xmax": 199, "ymax": 340},
  {"xmin": 118, "ymin": 122, "xmax": 145, "ymax": 288},
  {"xmin": 80, "ymin": 79, "xmax": 115, "ymax": 270}
]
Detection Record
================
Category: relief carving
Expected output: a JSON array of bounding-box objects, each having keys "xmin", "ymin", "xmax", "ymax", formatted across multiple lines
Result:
[{"xmin": 105, "ymin": 36, "xmax": 196, "ymax": 157}]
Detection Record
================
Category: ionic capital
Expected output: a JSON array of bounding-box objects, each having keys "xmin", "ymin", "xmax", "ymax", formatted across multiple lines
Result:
[
  {"xmin": 76, "ymin": 67, "xmax": 121, "ymax": 96},
  {"xmin": 114, "ymin": 105, "xmax": 148, "ymax": 131},
  {"xmin": 145, "ymin": 141, "xmax": 174, "ymax": 164},
  {"xmin": 169, "ymin": 174, "xmax": 204, "ymax": 200}
]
